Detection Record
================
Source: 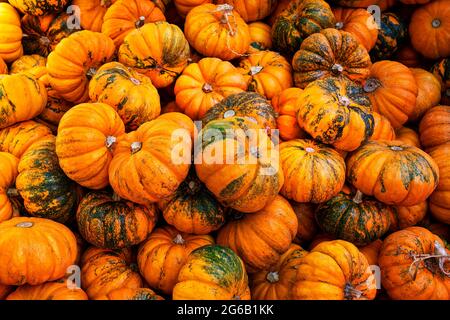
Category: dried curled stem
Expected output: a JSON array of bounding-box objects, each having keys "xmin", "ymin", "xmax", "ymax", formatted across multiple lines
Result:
[{"xmin": 408, "ymin": 241, "xmax": 450, "ymax": 280}]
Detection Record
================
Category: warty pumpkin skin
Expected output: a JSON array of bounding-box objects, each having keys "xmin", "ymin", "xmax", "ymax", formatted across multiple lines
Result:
[
  {"xmin": 239, "ymin": 50, "xmax": 293, "ymax": 100},
  {"xmin": 89, "ymin": 61, "xmax": 161, "ymax": 131},
  {"xmin": 0, "ymin": 3, "xmax": 23, "ymax": 63},
  {"xmin": 8, "ymin": 0, "xmax": 67, "ymax": 16},
  {"xmin": 0, "ymin": 152, "xmax": 19, "ymax": 223},
  {"xmin": 292, "ymin": 202, "xmax": 317, "ymax": 244},
  {"xmin": 76, "ymin": 191, "xmax": 158, "ymax": 249},
  {"xmin": 395, "ymin": 127, "xmax": 421, "ymax": 148},
  {"xmin": 195, "ymin": 116, "xmax": 283, "ymax": 213},
  {"xmin": 0, "ymin": 73, "xmax": 47, "ymax": 129},
  {"xmin": 109, "ymin": 113, "xmax": 192, "ymax": 205},
  {"xmin": 215, "ymin": 0, "xmax": 276, "ymax": 22},
  {"xmin": 271, "ymin": 0, "xmax": 335, "ymax": 55},
  {"xmin": 359, "ymin": 239, "xmax": 383, "ymax": 266},
  {"xmin": 379, "ymin": 227, "xmax": 450, "ymax": 300},
  {"xmin": 291, "ymin": 240, "xmax": 377, "ymax": 300},
  {"xmin": 6, "ymin": 280, "xmax": 88, "ymax": 300},
  {"xmin": 138, "ymin": 225, "xmax": 214, "ymax": 295},
  {"xmin": 419, "ymin": 105, "xmax": 450, "ymax": 150},
  {"xmin": 297, "ymin": 77, "xmax": 374, "ymax": 151},
  {"xmin": 81, "ymin": 247, "xmax": 143, "ymax": 299},
  {"xmin": 56, "ymin": 103, "xmax": 126, "ymax": 190},
  {"xmin": 101, "ymin": 0, "xmax": 166, "ymax": 47},
  {"xmin": 247, "ymin": 22, "xmax": 272, "ymax": 53},
  {"xmin": 390, "ymin": 201, "xmax": 428, "ymax": 231},
  {"xmin": 363, "ymin": 61, "xmax": 418, "ymax": 129},
  {"xmin": 217, "ymin": 195, "xmax": 298, "ymax": 273},
  {"xmin": 251, "ymin": 244, "xmax": 308, "ymax": 300},
  {"xmin": 431, "ymin": 58, "xmax": 450, "ymax": 105},
  {"xmin": 409, "ymin": 68, "xmax": 442, "ymax": 122},
  {"xmin": 370, "ymin": 12, "xmax": 407, "ymax": 61},
  {"xmin": 0, "ymin": 217, "xmax": 77, "ymax": 286},
  {"xmin": 119, "ymin": 21, "xmax": 190, "ymax": 88},
  {"xmin": 173, "ymin": 245, "xmax": 251, "ymax": 300},
  {"xmin": 96, "ymin": 287, "xmax": 164, "ymax": 300},
  {"xmin": 346, "ymin": 140, "xmax": 439, "ymax": 206},
  {"xmin": 16, "ymin": 136, "xmax": 76, "ymax": 224},
  {"xmin": 174, "ymin": 57, "xmax": 248, "ymax": 120},
  {"xmin": 184, "ymin": 3, "xmax": 250, "ymax": 61},
  {"xmin": 316, "ymin": 190, "xmax": 392, "ymax": 246},
  {"xmin": 369, "ymin": 112, "xmax": 395, "ymax": 141},
  {"xmin": 46, "ymin": 30, "xmax": 115, "ymax": 103},
  {"xmin": 71, "ymin": 0, "xmax": 117, "ymax": 32},
  {"xmin": 428, "ymin": 143, "xmax": 450, "ymax": 224}
]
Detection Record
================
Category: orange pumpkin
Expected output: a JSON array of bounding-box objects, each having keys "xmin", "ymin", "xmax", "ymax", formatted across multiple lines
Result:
[
  {"xmin": 334, "ymin": 0, "xmax": 396, "ymax": 11},
  {"xmin": 247, "ymin": 22, "xmax": 272, "ymax": 53},
  {"xmin": 390, "ymin": 201, "xmax": 428, "ymax": 231},
  {"xmin": 0, "ymin": 3, "xmax": 23, "ymax": 63},
  {"xmin": 8, "ymin": 0, "xmax": 68, "ymax": 16},
  {"xmin": 395, "ymin": 126, "xmax": 421, "ymax": 148},
  {"xmin": 428, "ymin": 143, "xmax": 450, "ymax": 224},
  {"xmin": 419, "ymin": 105, "xmax": 450, "ymax": 150},
  {"xmin": 292, "ymin": 202, "xmax": 317, "ymax": 244},
  {"xmin": 409, "ymin": 68, "xmax": 442, "ymax": 122},
  {"xmin": 369, "ymin": 112, "xmax": 396, "ymax": 141},
  {"xmin": 0, "ymin": 284, "xmax": 14, "ymax": 300},
  {"xmin": 0, "ymin": 152, "xmax": 19, "ymax": 223},
  {"xmin": 6, "ymin": 280, "xmax": 88, "ymax": 300},
  {"xmin": 72, "ymin": 0, "xmax": 117, "ymax": 32},
  {"xmin": 359, "ymin": 239, "xmax": 383, "ymax": 266},
  {"xmin": 394, "ymin": 45, "xmax": 422, "ymax": 68},
  {"xmin": 96, "ymin": 287, "xmax": 164, "ymax": 300},
  {"xmin": 215, "ymin": 0, "xmax": 277, "ymax": 22},
  {"xmin": 173, "ymin": 0, "xmax": 211, "ymax": 17}
]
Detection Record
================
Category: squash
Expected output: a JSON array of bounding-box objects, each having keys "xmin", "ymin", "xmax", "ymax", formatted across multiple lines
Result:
[
  {"xmin": 215, "ymin": 0, "xmax": 277, "ymax": 22},
  {"xmin": 251, "ymin": 244, "xmax": 307, "ymax": 300},
  {"xmin": 174, "ymin": 57, "xmax": 248, "ymax": 120},
  {"xmin": 309, "ymin": 233, "xmax": 335, "ymax": 250},
  {"xmin": 390, "ymin": 201, "xmax": 428, "ymax": 231},
  {"xmin": 363, "ymin": 61, "xmax": 417, "ymax": 129},
  {"xmin": 359, "ymin": 239, "xmax": 383, "ymax": 266},
  {"xmin": 56, "ymin": 103, "xmax": 125, "ymax": 190},
  {"xmin": 217, "ymin": 195, "xmax": 298, "ymax": 273},
  {"xmin": 96, "ymin": 287, "xmax": 164, "ymax": 300},
  {"xmin": 0, "ymin": 56, "xmax": 6, "ymax": 74},
  {"xmin": 419, "ymin": 105, "xmax": 450, "ymax": 149},
  {"xmin": 10, "ymin": 54, "xmax": 46, "ymax": 75},
  {"xmin": 409, "ymin": 0, "xmax": 450, "ymax": 60},
  {"xmin": 395, "ymin": 126, "xmax": 421, "ymax": 148},
  {"xmin": 0, "ymin": 152, "xmax": 19, "ymax": 223},
  {"xmin": 292, "ymin": 202, "xmax": 317, "ymax": 244},
  {"xmin": 431, "ymin": 59, "xmax": 450, "ymax": 105},
  {"xmin": 379, "ymin": 226, "xmax": 450, "ymax": 300},
  {"xmin": 271, "ymin": 0, "xmax": 335, "ymax": 55},
  {"xmin": 89, "ymin": 61, "xmax": 161, "ymax": 131},
  {"xmin": 8, "ymin": 0, "xmax": 67, "ymax": 15},
  {"xmin": 0, "ymin": 3, "xmax": 23, "ymax": 63},
  {"xmin": 248, "ymin": 22, "xmax": 272, "ymax": 53},
  {"xmin": 291, "ymin": 240, "xmax": 377, "ymax": 300},
  {"xmin": 297, "ymin": 77, "xmax": 374, "ymax": 151},
  {"xmin": 239, "ymin": 50, "xmax": 292, "ymax": 100},
  {"xmin": 280, "ymin": 139, "xmax": 346, "ymax": 203},
  {"xmin": 369, "ymin": 112, "xmax": 395, "ymax": 141},
  {"xmin": 173, "ymin": 245, "xmax": 251, "ymax": 300},
  {"xmin": 195, "ymin": 116, "xmax": 283, "ymax": 213},
  {"xmin": 409, "ymin": 68, "xmax": 442, "ymax": 122},
  {"xmin": 72, "ymin": 0, "xmax": 117, "ymax": 32},
  {"xmin": 184, "ymin": 3, "xmax": 250, "ymax": 61},
  {"xmin": 35, "ymin": 93, "xmax": 72, "ymax": 134},
  {"xmin": 6, "ymin": 279, "xmax": 88, "ymax": 300},
  {"xmin": 138, "ymin": 225, "xmax": 214, "ymax": 294},
  {"xmin": 173, "ymin": 0, "xmax": 211, "ymax": 18},
  {"xmin": 0, "ymin": 217, "xmax": 77, "ymax": 285},
  {"xmin": 119, "ymin": 21, "xmax": 190, "ymax": 88},
  {"xmin": 267, "ymin": 0, "xmax": 289, "ymax": 26},
  {"xmin": 346, "ymin": 140, "xmax": 439, "ymax": 206},
  {"xmin": 370, "ymin": 13, "xmax": 407, "ymax": 61},
  {"xmin": 77, "ymin": 191, "xmax": 158, "ymax": 249},
  {"xmin": 428, "ymin": 143, "xmax": 450, "ymax": 224}
]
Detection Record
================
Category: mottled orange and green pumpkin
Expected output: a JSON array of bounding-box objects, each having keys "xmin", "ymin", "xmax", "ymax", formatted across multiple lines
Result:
[
  {"xmin": 370, "ymin": 13, "xmax": 407, "ymax": 61},
  {"xmin": 173, "ymin": 245, "xmax": 251, "ymax": 300},
  {"xmin": 297, "ymin": 77, "xmax": 374, "ymax": 151},
  {"xmin": 419, "ymin": 105, "xmax": 450, "ymax": 150},
  {"xmin": 35, "ymin": 93, "xmax": 72, "ymax": 134},
  {"xmin": 76, "ymin": 191, "xmax": 158, "ymax": 249},
  {"xmin": 6, "ymin": 279, "xmax": 88, "ymax": 300},
  {"xmin": 10, "ymin": 54, "xmax": 46, "ymax": 75},
  {"xmin": 428, "ymin": 143, "xmax": 450, "ymax": 224},
  {"xmin": 8, "ymin": 0, "xmax": 68, "ymax": 16},
  {"xmin": 271, "ymin": 0, "xmax": 335, "ymax": 55},
  {"xmin": 0, "ymin": 152, "xmax": 19, "ymax": 223},
  {"xmin": 95, "ymin": 287, "xmax": 164, "ymax": 300},
  {"xmin": 247, "ymin": 22, "xmax": 272, "ymax": 53},
  {"xmin": 16, "ymin": 136, "xmax": 76, "ymax": 223},
  {"xmin": 316, "ymin": 190, "xmax": 392, "ymax": 246},
  {"xmin": 0, "ymin": 3, "xmax": 23, "ymax": 63},
  {"xmin": 431, "ymin": 58, "xmax": 450, "ymax": 105},
  {"xmin": 138, "ymin": 225, "xmax": 214, "ymax": 295}
]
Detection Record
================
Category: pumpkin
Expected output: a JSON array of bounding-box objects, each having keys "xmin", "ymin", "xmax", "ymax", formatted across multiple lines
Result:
[
  {"xmin": 309, "ymin": 233, "xmax": 335, "ymax": 250},
  {"xmin": 162, "ymin": 101, "xmax": 183, "ymax": 114},
  {"xmin": 158, "ymin": 111, "xmax": 196, "ymax": 140},
  {"xmin": 89, "ymin": 62, "xmax": 161, "ymax": 131},
  {"xmin": 271, "ymin": 0, "xmax": 335, "ymax": 55},
  {"xmin": 21, "ymin": 13, "xmax": 77, "ymax": 57},
  {"xmin": 184, "ymin": 4, "xmax": 250, "ymax": 61},
  {"xmin": 0, "ymin": 217, "xmax": 77, "ymax": 285},
  {"xmin": 248, "ymin": 22, "xmax": 272, "ymax": 53},
  {"xmin": 101, "ymin": 0, "xmax": 166, "ymax": 47},
  {"xmin": 369, "ymin": 112, "xmax": 396, "ymax": 141},
  {"xmin": 77, "ymin": 191, "xmax": 158, "ymax": 249},
  {"xmin": 0, "ymin": 3, "xmax": 22, "ymax": 63},
  {"xmin": 195, "ymin": 116, "xmax": 283, "ymax": 213},
  {"xmin": 0, "ymin": 284, "xmax": 14, "ymax": 300},
  {"xmin": 431, "ymin": 59, "xmax": 450, "ymax": 105},
  {"xmin": 292, "ymin": 202, "xmax": 317, "ymax": 244},
  {"xmin": 370, "ymin": 13, "xmax": 407, "ymax": 61},
  {"xmin": 159, "ymin": 171, "xmax": 226, "ymax": 234},
  {"xmin": 215, "ymin": 0, "xmax": 276, "ymax": 22},
  {"xmin": 0, "ymin": 120, "xmax": 52, "ymax": 159},
  {"xmin": 0, "ymin": 73, "xmax": 47, "ymax": 129},
  {"xmin": 109, "ymin": 113, "xmax": 192, "ymax": 205},
  {"xmin": 56, "ymin": 103, "xmax": 125, "ymax": 189},
  {"xmin": 16, "ymin": 136, "xmax": 76, "ymax": 223},
  {"xmin": 333, "ymin": 8, "xmax": 378, "ymax": 51},
  {"xmin": 10, "ymin": 54, "xmax": 46, "ymax": 75},
  {"xmin": 409, "ymin": 0, "xmax": 450, "ymax": 60},
  {"xmin": 379, "ymin": 226, "xmax": 450, "ymax": 300},
  {"xmin": 346, "ymin": 140, "xmax": 439, "ymax": 206},
  {"xmin": 47, "ymin": 30, "xmax": 115, "ymax": 103},
  {"xmin": 173, "ymin": 245, "xmax": 251, "ymax": 300},
  {"xmin": 217, "ymin": 195, "xmax": 298, "ymax": 273},
  {"xmin": 267, "ymin": 0, "xmax": 289, "ymax": 26},
  {"xmin": 173, "ymin": 0, "xmax": 211, "ymax": 18},
  {"xmin": 271, "ymin": 87, "xmax": 306, "ymax": 141},
  {"xmin": 280, "ymin": 139, "xmax": 345, "ymax": 203},
  {"xmin": 72, "ymin": 0, "xmax": 117, "ymax": 32},
  {"xmin": 291, "ymin": 240, "xmax": 377, "ymax": 300},
  {"xmin": 0, "ymin": 56, "xmax": 6, "ymax": 74},
  {"xmin": 36, "ymin": 93, "xmax": 72, "ymax": 134},
  {"xmin": 251, "ymin": 244, "xmax": 307, "ymax": 300},
  {"xmin": 333, "ymin": 0, "xmax": 396, "ymax": 11},
  {"xmin": 96, "ymin": 287, "xmax": 164, "ymax": 300},
  {"xmin": 239, "ymin": 50, "xmax": 293, "ymax": 100},
  {"xmin": 409, "ymin": 68, "xmax": 442, "ymax": 122},
  {"xmin": 6, "ymin": 280, "xmax": 88, "ymax": 300},
  {"xmin": 363, "ymin": 61, "xmax": 417, "ymax": 129},
  {"xmin": 81, "ymin": 247, "xmax": 142, "ymax": 299},
  {"xmin": 395, "ymin": 126, "xmax": 421, "ymax": 148},
  {"xmin": 419, "ymin": 105, "xmax": 450, "ymax": 149},
  {"xmin": 390, "ymin": 201, "xmax": 428, "ymax": 231},
  {"xmin": 359, "ymin": 239, "xmax": 383, "ymax": 266},
  {"xmin": 0, "ymin": 152, "xmax": 18, "ymax": 223},
  {"xmin": 174, "ymin": 57, "xmax": 248, "ymax": 120},
  {"xmin": 138, "ymin": 225, "xmax": 214, "ymax": 294},
  {"xmin": 201, "ymin": 92, "xmax": 277, "ymax": 132},
  {"xmin": 8, "ymin": 0, "xmax": 67, "ymax": 15},
  {"xmin": 297, "ymin": 77, "xmax": 374, "ymax": 151},
  {"xmin": 394, "ymin": 45, "xmax": 422, "ymax": 68},
  {"xmin": 428, "ymin": 143, "xmax": 450, "ymax": 224},
  {"xmin": 119, "ymin": 22, "xmax": 190, "ymax": 88}
]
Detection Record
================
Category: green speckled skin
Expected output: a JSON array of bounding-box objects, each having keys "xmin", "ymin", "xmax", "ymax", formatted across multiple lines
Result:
[{"xmin": 370, "ymin": 12, "xmax": 407, "ymax": 61}]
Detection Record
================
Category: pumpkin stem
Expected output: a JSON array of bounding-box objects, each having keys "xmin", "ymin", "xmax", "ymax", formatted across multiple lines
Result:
[
  {"xmin": 213, "ymin": 4, "xmax": 237, "ymax": 36},
  {"xmin": 16, "ymin": 221, "xmax": 34, "ymax": 228},
  {"xmin": 223, "ymin": 110, "xmax": 236, "ymax": 118},
  {"xmin": 432, "ymin": 19, "xmax": 441, "ymax": 28},
  {"xmin": 86, "ymin": 67, "xmax": 97, "ymax": 79},
  {"xmin": 266, "ymin": 271, "xmax": 280, "ymax": 283},
  {"xmin": 173, "ymin": 234, "xmax": 185, "ymax": 245},
  {"xmin": 331, "ymin": 64, "xmax": 344, "ymax": 75},
  {"xmin": 250, "ymin": 65, "xmax": 264, "ymax": 76},
  {"xmin": 101, "ymin": 0, "xmax": 112, "ymax": 6},
  {"xmin": 344, "ymin": 283, "xmax": 363, "ymax": 300},
  {"xmin": 408, "ymin": 241, "xmax": 450, "ymax": 279},
  {"xmin": 232, "ymin": 295, "xmax": 241, "ymax": 300},
  {"xmin": 335, "ymin": 21, "xmax": 344, "ymax": 29},
  {"xmin": 202, "ymin": 83, "xmax": 213, "ymax": 93},
  {"xmin": 131, "ymin": 142, "xmax": 142, "ymax": 154},
  {"xmin": 39, "ymin": 36, "xmax": 50, "ymax": 48},
  {"xmin": 338, "ymin": 95, "xmax": 350, "ymax": 107},
  {"xmin": 390, "ymin": 146, "xmax": 403, "ymax": 151},
  {"xmin": 112, "ymin": 192, "xmax": 121, "ymax": 201},
  {"xmin": 305, "ymin": 147, "xmax": 315, "ymax": 153},
  {"xmin": 363, "ymin": 78, "xmax": 381, "ymax": 93},
  {"xmin": 353, "ymin": 190, "xmax": 364, "ymax": 204},
  {"xmin": 130, "ymin": 77, "xmax": 141, "ymax": 85},
  {"xmin": 7, "ymin": 188, "xmax": 19, "ymax": 197},
  {"xmin": 135, "ymin": 16, "xmax": 146, "ymax": 29},
  {"xmin": 105, "ymin": 136, "xmax": 117, "ymax": 150}
]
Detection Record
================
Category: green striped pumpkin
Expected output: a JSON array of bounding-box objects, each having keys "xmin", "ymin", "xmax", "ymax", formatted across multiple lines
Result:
[{"xmin": 370, "ymin": 12, "xmax": 407, "ymax": 61}]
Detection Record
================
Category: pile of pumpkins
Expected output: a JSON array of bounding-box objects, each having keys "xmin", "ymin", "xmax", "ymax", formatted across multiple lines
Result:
[{"xmin": 0, "ymin": 0, "xmax": 449, "ymax": 301}]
